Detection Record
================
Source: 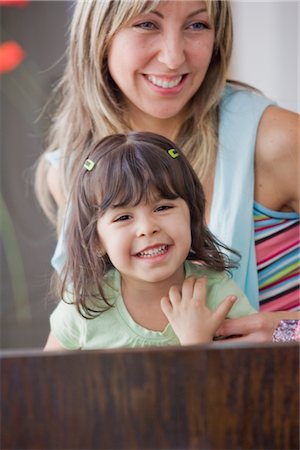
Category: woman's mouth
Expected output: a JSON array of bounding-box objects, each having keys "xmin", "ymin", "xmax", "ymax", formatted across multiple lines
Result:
[{"xmin": 146, "ymin": 75, "xmax": 184, "ymax": 89}]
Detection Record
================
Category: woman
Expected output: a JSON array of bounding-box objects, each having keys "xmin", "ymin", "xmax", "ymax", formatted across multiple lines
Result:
[{"xmin": 35, "ymin": 0, "xmax": 299, "ymax": 342}]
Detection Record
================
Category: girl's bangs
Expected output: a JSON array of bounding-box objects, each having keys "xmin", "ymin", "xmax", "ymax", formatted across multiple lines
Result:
[{"xmin": 97, "ymin": 150, "xmax": 182, "ymax": 212}]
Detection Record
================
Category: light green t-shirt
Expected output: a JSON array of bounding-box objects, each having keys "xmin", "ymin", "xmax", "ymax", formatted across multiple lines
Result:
[{"xmin": 50, "ymin": 261, "xmax": 255, "ymax": 350}]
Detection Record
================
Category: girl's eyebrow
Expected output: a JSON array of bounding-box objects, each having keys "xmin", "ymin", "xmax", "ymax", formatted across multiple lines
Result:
[
  {"xmin": 111, "ymin": 202, "xmax": 137, "ymax": 209},
  {"xmin": 111, "ymin": 204, "xmax": 126, "ymax": 209},
  {"xmin": 152, "ymin": 8, "xmax": 208, "ymax": 19}
]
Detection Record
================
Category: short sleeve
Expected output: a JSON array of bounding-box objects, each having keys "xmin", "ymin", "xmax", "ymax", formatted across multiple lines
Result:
[{"xmin": 49, "ymin": 300, "xmax": 86, "ymax": 350}]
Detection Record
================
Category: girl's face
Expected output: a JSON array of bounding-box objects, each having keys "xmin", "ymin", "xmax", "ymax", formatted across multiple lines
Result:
[
  {"xmin": 97, "ymin": 195, "xmax": 191, "ymax": 287},
  {"xmin": 108, "ymin": 0, "xmax": 214, "ymax": 130}
]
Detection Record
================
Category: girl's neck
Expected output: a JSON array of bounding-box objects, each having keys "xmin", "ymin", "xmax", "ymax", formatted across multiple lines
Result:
[
  {"xmin": 121, "ymin": 269, "xmax": 184, "ymax": 305},
  {"xmin": 119, "ymin": 267, "xmax": 185, "ymax": 332}
]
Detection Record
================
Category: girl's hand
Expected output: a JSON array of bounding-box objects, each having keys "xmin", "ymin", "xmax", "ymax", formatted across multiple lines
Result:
[{"xmin": 160, "ymin": 276, "xmax": 237, "ymax": 345}]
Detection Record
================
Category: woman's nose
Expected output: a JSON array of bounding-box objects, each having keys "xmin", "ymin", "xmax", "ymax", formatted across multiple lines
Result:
[{"xmin": 157, "ymin": 31, "xmax": 186, "ymax": 69}]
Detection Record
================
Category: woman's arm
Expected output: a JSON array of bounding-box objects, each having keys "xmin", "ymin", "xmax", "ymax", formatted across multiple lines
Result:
[
  {"xmin": 221, "ymin": 106, "xmax": 300, "ymax": 343},
  {"xmin": 216, "ymin": 311, "xmax": 300, "ymax": 342},
  {"xmin": 255, "ymin": 106, "xmax": 299, "ymax": 213}
]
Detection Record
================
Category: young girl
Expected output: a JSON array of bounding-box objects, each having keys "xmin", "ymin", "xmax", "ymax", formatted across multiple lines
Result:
[
  {"xmin": 36, "ymin": 0, "xmax": 299, "ymax": 343},
  {"xmin": 44, "ymin": 132, "xmax": 255, "ymax": 350}
]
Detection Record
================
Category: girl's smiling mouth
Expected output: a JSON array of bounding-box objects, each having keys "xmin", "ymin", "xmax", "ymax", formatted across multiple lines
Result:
[{"xmin": 135, "ymin": 244, "xmax": 169, "ymax": 258}]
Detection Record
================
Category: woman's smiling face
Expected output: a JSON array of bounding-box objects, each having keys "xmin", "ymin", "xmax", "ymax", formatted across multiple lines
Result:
[{"xmin": 108, "ymin": 0, "xmax": 215, "ymax": 128}]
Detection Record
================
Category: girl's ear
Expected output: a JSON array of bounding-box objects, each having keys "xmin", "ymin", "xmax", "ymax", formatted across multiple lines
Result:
[
  {"xmin": 95, "ymin": 236, "xmax": 106, "ymax": 257},
  {"xmin": 96, "ymin": 248, "xmax": 106, "ymax": 258}
]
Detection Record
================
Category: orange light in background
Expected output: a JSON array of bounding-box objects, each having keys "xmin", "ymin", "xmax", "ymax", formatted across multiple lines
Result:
[
  {"xmin": 0, "ymin": 0, "xmax": 29, "ymax": 73},
  {"xmin": 0, "ymin": 0, "xmax": 29, "ymax": 6},
  {"xmin": 0, "ymin": 41, "xmax": 25, "ymax": 73}
]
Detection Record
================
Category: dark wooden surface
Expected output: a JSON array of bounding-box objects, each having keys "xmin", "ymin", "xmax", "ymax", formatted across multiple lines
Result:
[{"xmin": 1, "ymin": 343, "xmax": 299, "ymax": 450}]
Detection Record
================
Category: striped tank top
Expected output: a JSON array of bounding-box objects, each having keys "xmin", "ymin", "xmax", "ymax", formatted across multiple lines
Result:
[{"xmin": 254, "ymin": 202, "xmax": 300, "ymax": 311}]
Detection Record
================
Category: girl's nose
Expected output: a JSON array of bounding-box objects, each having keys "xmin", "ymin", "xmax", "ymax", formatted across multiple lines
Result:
[
  {"xmin": 136, "ymin": 217, "xmax": 160, "ymax": 237},
  {"xmin": 157, "ymin": 31, "xmax": 186, "ymax": 69}
]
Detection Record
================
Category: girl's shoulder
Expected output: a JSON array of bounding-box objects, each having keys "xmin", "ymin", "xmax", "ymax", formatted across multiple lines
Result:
[
  {"xmin": 185, "ymin": 260, "xmax": 227, "ymax": 283},
  {"xmin": 184, "ymin": 261, "xmax": 255, "ymax": 316}
]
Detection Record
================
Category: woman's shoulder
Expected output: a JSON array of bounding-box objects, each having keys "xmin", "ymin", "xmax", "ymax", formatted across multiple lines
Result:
[
  {"xmin": 255, "ymin": 106, "xmax": 299, "ymax": 212},
  {"xmin": 218, "ymin": 82, "xmax": 276, "ymax": 143},
  {"xmin": 221, "ymin": 81, "xmax": 275, "ymax": 112},
  {"xmin": 256, "ymin": 106, "xmax": 299, "ymax": 161},
  {"xmin": 45, "ymin": 149, "xmax": 62, "ymax": 167}
]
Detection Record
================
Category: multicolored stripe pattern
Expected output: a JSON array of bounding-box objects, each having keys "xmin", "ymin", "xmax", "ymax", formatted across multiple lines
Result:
[{"xmin": 254, "ymin": 202, "xmax": 300, "ymax": 311}]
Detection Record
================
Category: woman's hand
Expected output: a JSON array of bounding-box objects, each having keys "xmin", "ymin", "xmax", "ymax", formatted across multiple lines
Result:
[
  {"xmin": 160, "ymin": 276, "xmax": 237, "ymax": 345},
  {"xmin": 216, "ymin": 311, "xmax": 300, "ymax": 342}
]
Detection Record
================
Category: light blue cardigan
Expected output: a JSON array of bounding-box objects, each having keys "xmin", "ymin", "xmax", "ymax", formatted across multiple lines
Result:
[{"xmin": 47, "ymin": 84, "xmax": 275, "ymax": 309}]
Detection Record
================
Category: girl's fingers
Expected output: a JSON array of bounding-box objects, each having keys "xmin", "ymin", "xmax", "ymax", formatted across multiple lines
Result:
[
  {"xmin": 181, "ymin": 276, "xmax": 196, "ymax": 302},
  {"xmin": 168, "ymin": 276, "xmax": 208, "ymax": 306},
  {"xmin": 214, "ymin": 295, "xmax": 237, "ymax": 323},
  {"xmin": 192, "ymin": 276, "xmax": 207, "ymax": 303},
  {"xmin": 168, "ymin": 285, "xmax": 181, "ymax": 306},
  {"xmin": 160, "ymin": 296, "xmax": 172, "ymax": 317}
]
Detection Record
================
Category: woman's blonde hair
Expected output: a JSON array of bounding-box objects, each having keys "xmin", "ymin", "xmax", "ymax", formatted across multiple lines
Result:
[{"xmin": 35, "ymin": 0, "xmax": 233, "ymax": 229}]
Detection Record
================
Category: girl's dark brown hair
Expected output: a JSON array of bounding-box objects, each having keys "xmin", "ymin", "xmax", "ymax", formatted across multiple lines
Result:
[{"xmin": 58, "ymin": 131, "xmax": 239, "ymax": 318}]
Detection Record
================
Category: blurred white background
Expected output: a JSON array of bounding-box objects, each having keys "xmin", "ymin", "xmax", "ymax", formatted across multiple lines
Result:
[{"xmin": 230, "ymin": 1, "xmax": 299, "ymax": 113}]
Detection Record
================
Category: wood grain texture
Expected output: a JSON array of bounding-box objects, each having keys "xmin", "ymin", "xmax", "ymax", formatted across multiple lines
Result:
[{"xmin": 1, "ymin": 343, "xmax": 299, "ymax": 449}]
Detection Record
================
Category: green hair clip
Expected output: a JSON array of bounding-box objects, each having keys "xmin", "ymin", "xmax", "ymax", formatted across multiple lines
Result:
[
  {"xmin": 84, "ymin": 159, "xmax": 96, "ymax": 171},
  {"xmin": 168, "ymin": 148, "xmax": 180, "ymax": 158}
]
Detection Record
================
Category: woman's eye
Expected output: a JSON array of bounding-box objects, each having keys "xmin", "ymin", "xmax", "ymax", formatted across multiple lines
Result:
[
  {"xmin": 188, "ymin": 22, "xmax": 208, "ymax": 31},
  {"xmin": 134, "ymin": 21, "xmax": 157, "ymax": 31}
]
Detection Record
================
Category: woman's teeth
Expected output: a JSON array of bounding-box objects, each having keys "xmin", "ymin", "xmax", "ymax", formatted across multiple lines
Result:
[
  {"xmin": 137, "ymin": 245, "xmax": 168, "ymax": 258},
  {"xmin": 147, "ymin": 75, "xmax": 182, "ymax": 88}
]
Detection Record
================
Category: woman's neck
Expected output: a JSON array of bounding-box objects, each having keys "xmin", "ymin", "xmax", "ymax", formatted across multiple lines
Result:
[{"xmin": 128, "ymin": 110, "xmax": 186, "ymax": 142}]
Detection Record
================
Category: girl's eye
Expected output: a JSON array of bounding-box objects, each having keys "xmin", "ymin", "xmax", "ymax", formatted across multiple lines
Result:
[
  {"xmin": 114, "ymin": 215, "xmax": 131, "ymax": 222},
  {"xmin": 134, "ymin": 21, "xmax": 157, "ymax": 31},
  {"xmin": 188, "ymin": 22, "xmax": 209, "ymax": 31},
  {"xmin": 155, "ymin": 205, "xmax": 173, "ymax": 212}
]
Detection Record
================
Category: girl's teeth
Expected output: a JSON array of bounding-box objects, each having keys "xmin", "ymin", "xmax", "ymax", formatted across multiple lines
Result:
[
  {"xmin": 137, "ymin": 245, "xmax": 167, "ymax": 258},
  {"xmin": 147, "ymin": 75, "xmax": 182, "ymax": 88}
]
